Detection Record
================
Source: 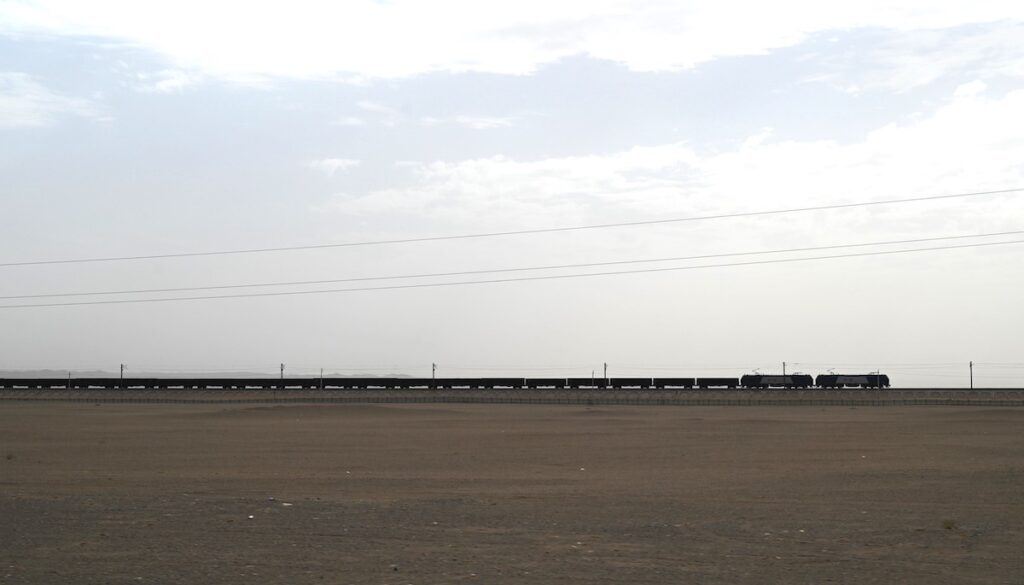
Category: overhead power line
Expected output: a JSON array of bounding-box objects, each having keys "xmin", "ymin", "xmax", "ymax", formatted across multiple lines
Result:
[
  {"xmin": 1, "ymin": 237, "xmax": 1021, "ymax": 309},
  {"xmin": 2, "ymin": 229, "xmax": 1020, "ymax": 300},
  {"xmin": 793, "ymin": 362, "xmax": 961, "ymax": 367},
  {"xmin": 1, "ymin": 187, "xmax": 1020, "ymax": 268}
]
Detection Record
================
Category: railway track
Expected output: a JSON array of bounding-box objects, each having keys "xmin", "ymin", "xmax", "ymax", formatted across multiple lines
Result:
[{"xmin": 2, "ymin": 388, "xmax": 1023, "ymax": 406}]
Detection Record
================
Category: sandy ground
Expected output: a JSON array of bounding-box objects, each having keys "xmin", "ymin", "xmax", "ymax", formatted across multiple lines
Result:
[{"xmin": 1, "ymin": 403, "xmax": 1022, "ymax": 584}]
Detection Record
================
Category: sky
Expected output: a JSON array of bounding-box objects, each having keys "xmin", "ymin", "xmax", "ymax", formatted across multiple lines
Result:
[{"xmin": 1, "ymin": 1, "xmax": 1023, "ymax": 386}]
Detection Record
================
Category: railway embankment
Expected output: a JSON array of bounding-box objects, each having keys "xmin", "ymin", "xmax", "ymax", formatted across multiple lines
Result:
[{"xmin": 1, "ymin": 388, "xmax": 1022, "ymax": 406}]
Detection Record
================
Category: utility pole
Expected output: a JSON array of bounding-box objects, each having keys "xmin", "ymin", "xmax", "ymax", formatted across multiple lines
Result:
[
  {"xmin": 969, "ymin": 361, "xmax": 973, "ymax": 390},
  {"xmin": 120, "ymin": 363, "xmax": 125, "ymax": 389},
  {"xmin": 432, "ymin": 363, "xmax": 436, "ymax": 388},
  {"xmin": 782, "ymin": 361, "xmax": 786, "ymax": 376},
  {"xmin": 278, "ymin": 363, "xmax": 284, "ymax": 399},
  {"xmin": 603, "ymin": 362, "xmax": 608, "ymax": 382},
  {"xmin": 320, "ymin": 367, "xmax": 324, "ymax": 391}
]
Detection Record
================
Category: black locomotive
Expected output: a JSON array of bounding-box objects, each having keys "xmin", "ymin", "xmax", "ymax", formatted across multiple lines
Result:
[
  {"xmin": 739, "ymin": 374, "xmax": 814, "ymax": 389},
  {"xmin": 814, "ymin": 374, "xmax": 890, "ymax": 388}
]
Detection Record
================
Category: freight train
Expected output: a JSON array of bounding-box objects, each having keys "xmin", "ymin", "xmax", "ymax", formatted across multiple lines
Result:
[{"xmin": 0, "ymin": 373, "xmax": 891, "ymax": 390}]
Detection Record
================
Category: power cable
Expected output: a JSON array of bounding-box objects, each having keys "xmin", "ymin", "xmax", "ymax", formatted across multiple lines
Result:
[
  {"xmin": 795, "ymin": 363, "xmax": 962, "ymax": 368},
  {"xmin": 3, "ymin": 229, "xmax": 1021, "ymax": 300},
  {"xmin": 2, "ymin": 237, "xmax": 1022, "ymax": 309},
  {"xmin": 442, "ymin": 365, "xmax": 591, "ymax": 371},
  {"xmin": 1, "ymin": 187, "xmax": 1020, "ymax": 268}
]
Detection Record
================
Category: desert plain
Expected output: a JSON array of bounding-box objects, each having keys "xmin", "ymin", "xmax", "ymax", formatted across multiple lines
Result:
[{"xmin": 1, "ymin": 402, "xmax": 1022, "ymax": 584}]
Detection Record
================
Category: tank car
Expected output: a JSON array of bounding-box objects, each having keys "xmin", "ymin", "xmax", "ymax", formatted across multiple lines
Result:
[{"xmin": 695, "ymin": 377, "xmax": 739, "ymax": 388}]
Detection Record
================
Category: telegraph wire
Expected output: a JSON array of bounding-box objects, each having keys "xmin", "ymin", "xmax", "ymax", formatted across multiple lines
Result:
[
  {"xmin": 2, "ymin": 229, "xmax": 1021, "ymax": 300},
  {"xmin": 1, "ymin": 187, "xmax": 1021, "ymax": 268},
  {"xmin": 2, "ymin": 237, "xmax": 1022, "ymax": 309},
  {"xmin": 793, "ymin": 362, "xmax": 963, "ymax": 368},
  {"xmin": 442, "ymin": 365, "xmax": 590, "ymax": 371},
  {"xmin": 607, "ymin": 366, "xmax": 770, "ymax": 372}
]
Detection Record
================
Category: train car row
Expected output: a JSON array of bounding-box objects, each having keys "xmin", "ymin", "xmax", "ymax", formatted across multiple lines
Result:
[{"xmin": 0, "ymin": 373, "xmax": 890, "ymax": 390}]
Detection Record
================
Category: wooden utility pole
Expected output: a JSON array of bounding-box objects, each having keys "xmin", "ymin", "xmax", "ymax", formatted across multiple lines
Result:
[
  {"xmin": 277, "ymin": 363, "xmax": 284, "ymax": 399},
  {"xmin": 970, "ymin": 361, "xmax": 973, "ymax": 390}
]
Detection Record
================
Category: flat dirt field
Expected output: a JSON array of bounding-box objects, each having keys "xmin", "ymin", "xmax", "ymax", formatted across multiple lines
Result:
[{"xmin": 1, "ymin": 403, "xmax": 1022, "ymax": 584}]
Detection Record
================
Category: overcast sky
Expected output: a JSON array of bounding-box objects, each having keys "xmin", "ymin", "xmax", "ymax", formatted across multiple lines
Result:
[{"xmin": 2, "ymin": 1, "xmax": 1023, "ymax": 386}]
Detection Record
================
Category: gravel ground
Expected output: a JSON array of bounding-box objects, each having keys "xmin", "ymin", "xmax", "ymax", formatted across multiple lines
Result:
[{"xmin": 1, "ymin": 403, "xmax": 1022, "ymax": 584}]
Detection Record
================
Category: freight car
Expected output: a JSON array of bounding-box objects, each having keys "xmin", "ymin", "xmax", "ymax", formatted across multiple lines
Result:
[
  {"xmin": 609, "ymin": 377, "xmax": 653, "ymax": 389},
  {"xmin": 652, "ymin": 378, "xmax": 695, "ymax": 389},
  {"xmin": 696, "ymin": 377, "xmax": 739, "ymax": 388},
  {"xmin": 566, "ymin": 377, "xmax": 608, "ymax": 389}
]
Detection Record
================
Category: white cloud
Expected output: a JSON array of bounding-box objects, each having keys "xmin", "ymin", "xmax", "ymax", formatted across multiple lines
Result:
[
  {"xmin": 355, "ymin": 102, "xmax": 515, "ymax": 129},
  {"xmin": 0, "ymin": 72, "xmax": 99, "ymax": 128},
  {"xmin": 333, "ymin": 116, "xmax": 366, "ymax": 127},
  {"xmin": 809, "ymin": 22, "xmax": 1024, "ymax": 93},
  {"xmin": 420, "ymin": 115, "xmax": 515, "ymax": 130},
  {"xmin": 307, "ymin": 158, "xmax": 361, "ymax": 177},
  {"xmin": 135, "ymin": 68, "xmax": 201, "ymax": 93},
  {"xmin": 1, "ymin": 1, "xmax": 1020, "ymax": 81},
  {"xmin": 326, "ymin": 84, "xmax": 1024, "ymax": 236},
  {"xmin": 453, "ymin": 115, "xmax": 514, "ymax": 130},
  {"xmin": 356, "ymin": 100, "xmax": 397, "ymax": 115},
  {"xmin": 356, "ymin": 100, "xmax": 401, "ymax": 126}
]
